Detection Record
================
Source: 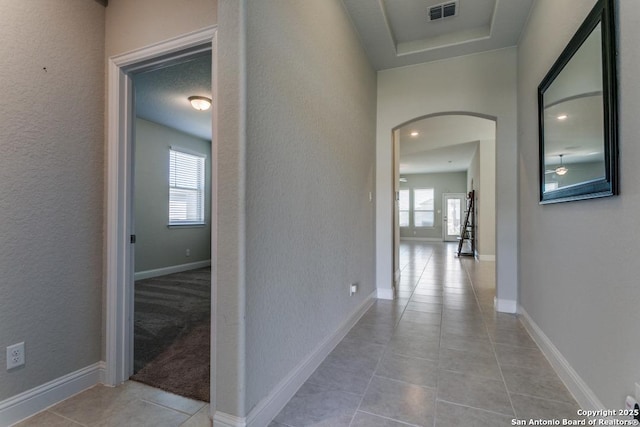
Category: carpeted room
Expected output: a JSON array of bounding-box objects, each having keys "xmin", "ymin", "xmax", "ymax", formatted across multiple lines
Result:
[{"xmin": 130, "ymin": 53, "xmax": 213, "ymax": 403}]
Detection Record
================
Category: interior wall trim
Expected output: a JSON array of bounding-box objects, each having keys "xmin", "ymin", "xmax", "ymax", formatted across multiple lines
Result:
[
  {"xmin": 494, "ymin": 297, "xmax": 517, "ymax": 314},
  {"xmin": 134, "ymin": 260, "xmax": 211, "ymax": 281},
  {"xmin": 212, "ymin": 411, "xmax": 247, "ymax": 427},
  {"xmin": 0, "ymin": 362, "xmax": 105, "ymax": 426},
  {"xmin": 519, "ymin": 306, "xmax": 605, "ymax": 411},
  {"xmin": 105, "ymin": 25, "xmax": 217, "ymax": 389},
  {"xmin": 399, "ymin": 237, "xmax": 442, "ymax": 242},
  {"xmin": 377, "ymin": 288, "xmax": 394, "ymax": 300},
  {"xmin": 216, "ymin": 292, "xmax": 376, "ymax": 427}
]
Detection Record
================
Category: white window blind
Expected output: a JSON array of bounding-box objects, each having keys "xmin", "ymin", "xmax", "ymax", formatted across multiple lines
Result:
[
  {"xmin": 413, "ymin": 188, "xmax": 435, "ymax": 227},
  {"xmin": 399, "ymin": 189, "xmax": 410, "ymax": 227},
  {"xmin": 169, "ymin": 148, "xmax": 205, "ymax": 225}
]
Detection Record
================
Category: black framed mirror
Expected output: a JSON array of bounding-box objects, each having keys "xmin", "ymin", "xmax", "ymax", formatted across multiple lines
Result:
[{"xmin": 538, "ymin": 0, "xmax": 618, "ymax": 204}]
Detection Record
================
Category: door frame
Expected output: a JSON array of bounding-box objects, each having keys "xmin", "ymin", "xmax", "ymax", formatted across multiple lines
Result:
[
  {"xmin": 105, "ymin": 27, "xmax": 217, "ymax": 391},
  {"xmin": 442, "ymin": 193, "xmax": 466, "ymax": 241}
]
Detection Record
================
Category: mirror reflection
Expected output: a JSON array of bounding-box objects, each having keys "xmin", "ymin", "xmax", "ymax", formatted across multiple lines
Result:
[{"xmin": 542, "ymin": 23, "xmax": 604, "ymax": 193}]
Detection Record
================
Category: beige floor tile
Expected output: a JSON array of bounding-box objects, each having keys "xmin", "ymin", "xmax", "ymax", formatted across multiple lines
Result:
[
  {"xmin": 13, "ymin": 410, "xmax": 83, "ymax": 427},
  {"xmin": 94, "ymin": 399, "xmax": 189, "ymax": 427},
  {"xmin": 180, "ymin": 405, "xmax": 211, "ymax": 427}
]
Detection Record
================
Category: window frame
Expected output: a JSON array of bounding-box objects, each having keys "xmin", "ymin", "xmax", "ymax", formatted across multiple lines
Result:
[
  {"xmin": 413, "ymin": 187, "xmax": 435, "ymax": 228},
  {"xmin": 398, "ymin": 189, "xmax": 410, "ymax": 228},
  {"xmin": 168, "ymin": 146, "xmax": 206, "ymax": 227}
]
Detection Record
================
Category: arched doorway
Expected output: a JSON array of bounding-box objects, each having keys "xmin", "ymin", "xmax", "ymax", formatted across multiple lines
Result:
[{"xmin": 392, "ymin": 113, "xmax": 496, "ymax": 295}]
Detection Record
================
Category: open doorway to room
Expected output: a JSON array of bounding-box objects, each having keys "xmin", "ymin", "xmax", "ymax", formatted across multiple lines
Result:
[
  {"xmin": 392, "ymin": 114, "xmax": 496, "ymax": 295},
  {"xmin": 128, "ymin": 53, "xmax": 212, "ymax": 402}
]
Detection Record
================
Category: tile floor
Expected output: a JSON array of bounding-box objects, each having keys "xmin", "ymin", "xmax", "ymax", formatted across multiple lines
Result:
[
  {"xmin": 14, "ymin": 381, "xmax": 210, "ymax": 427},
  {"xmin": 270, "ymin": 242, "xmax": 582, "ymax": 427},
  {"xmin": 14, "ymin": 242, "xmax": 582, "ymax": 427}
]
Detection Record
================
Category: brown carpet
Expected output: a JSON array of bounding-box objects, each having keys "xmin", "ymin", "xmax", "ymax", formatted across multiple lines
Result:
[
  {"xmin": 132, "ymin": 321, "xmax": 210, "ymax": 402},
  {"xmin": 131, "ymin": 267, "xmax": 210, "ymax": 402}
]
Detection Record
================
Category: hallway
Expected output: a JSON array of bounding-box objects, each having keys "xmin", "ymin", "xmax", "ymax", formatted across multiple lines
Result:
[
  {"xmin": 271, "ymin": 242, "xmax": 582, "ymax": 426},
  {"xmin": 13, "ymin": 243, "xmax": 583, "ymax": 427}
]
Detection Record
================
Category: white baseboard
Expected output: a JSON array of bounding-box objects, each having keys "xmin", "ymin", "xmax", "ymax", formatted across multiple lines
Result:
[
  {"xmin": 478, "ymin": 254, "xmax": 496, "ymax": 261},
  {"xmin": 212, "ymin": 412, "xmax": 246, "ymax": 427},
  {"xmin": 400, "ymin": 237, "xmax": 442, "ymax": 242},
  {"xmin": 377, "ymin": 288, "xmax": 394, "ymax": 300},
  {"xmin": 518, "ymin": 306, "xmax": 604, "ymax": 411},
  {"xmin": 0, "ymin": 362, "xmax": 105, "ymax": 427},
  {"xmin": 134, "ymin": 260, "xmax": 211, "ymax": 280},
  {"xmin": 494, "ymin": 297, "xmax": 517, "ymax": 314},
  {"xmin": 214, "ymin": 292, "xmax": 376, "ymax": 427}
]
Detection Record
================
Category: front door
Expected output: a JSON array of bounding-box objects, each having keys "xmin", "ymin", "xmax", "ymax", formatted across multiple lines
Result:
[{"xmin": 443, "ymin": 193, "xmax": 465, "ymax": 242}]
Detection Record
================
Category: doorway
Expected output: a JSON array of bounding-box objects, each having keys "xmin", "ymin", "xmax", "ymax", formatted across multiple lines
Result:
[
  {"xmin": 128, "ymin": 53, "xmax": 212, "ymax": 402},
  {"xmin": 105, "ymin": 28, "xmax": 217, "ymax": 400},
  {"xmin": 391, "ymin": 114, "xmax": 496, "ymax": 285},
  {"xmin": 443, "ymin": 193, "xmax": 465, "ymax": 242}
]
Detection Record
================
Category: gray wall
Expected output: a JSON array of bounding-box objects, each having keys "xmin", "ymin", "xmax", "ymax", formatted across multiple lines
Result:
[
  {"xmin": 134, "ymin": 119, "xmax": 212, "ymax": 273},
  {"xmin": 218, "ymin": 0, "xmax": 377, "ymax": 416},
  {"xmin": 518, "ymin": 0, "xmax": 640, "ymax": 408},
  {"xmin": 399, "ymin": 172, "xmax": 467, "ymax": 240},
  {"xmin": 244, "ymin": 0, "xmax": 377, "ymax": 412},
  {"xmin": 0, "ymin": 1, "xmax": 104, "ymax": 401}
]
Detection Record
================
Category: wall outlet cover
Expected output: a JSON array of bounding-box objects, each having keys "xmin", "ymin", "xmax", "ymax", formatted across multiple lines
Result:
[{"xmin": 6, "ymin": 342, "xmax": 25, "ymax": 370}]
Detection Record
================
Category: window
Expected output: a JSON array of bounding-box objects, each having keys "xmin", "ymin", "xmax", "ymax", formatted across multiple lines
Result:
[
  {"xmin": 413, "ymin": 188, "xmax": 434, "ymax": 227},
  {"xmin": 169, "ymin": 148, "xmax": 205, "ymax": 225},
  {"xmin": 399, "ymin": 189, "xmax": 409, "ymax": 227}
]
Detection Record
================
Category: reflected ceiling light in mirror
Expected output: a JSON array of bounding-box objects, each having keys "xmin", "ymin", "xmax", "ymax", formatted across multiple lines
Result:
[
  {"xmin": 410, "ymin": 131, "xmax": 419, "ymax": 137},
  {"xmin": 188, "ymin": 96, "xmax": 212, "ymax": 111},
  {"xmin": 555, "ymin": 154, "xmax": 568, "ymax": 175}
]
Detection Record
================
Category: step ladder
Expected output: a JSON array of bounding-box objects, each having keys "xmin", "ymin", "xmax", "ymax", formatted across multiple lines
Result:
[{"xmin": 457, "ymin": 190, "xmax": 475, "ymax": 257}]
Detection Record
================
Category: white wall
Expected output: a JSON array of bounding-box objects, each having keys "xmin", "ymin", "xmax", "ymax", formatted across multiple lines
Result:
[
  {"xmin": 377, "ymin": 48, "xmax": 517, "ymax": 311},
  {"xmin": 218, "ymin": 0, "xmax": 377, "ymax": 419},
  {"xmin": 0, "ymin": 1, "xmax": 105, "ymax": 401},
  {"xmin": 134, "ymin": 119, "xmax": 212, "ymax": 273},
  {"xmin": 478, "ymin": 139, "xmax": 496, "ymax": 259},
  {"xmin": 518, "ymin": 0, "xmax": 640, "ymax": 409},
  {"xmin": 466, "ymin": 139, "xmax": 496, "ymax": 260}
]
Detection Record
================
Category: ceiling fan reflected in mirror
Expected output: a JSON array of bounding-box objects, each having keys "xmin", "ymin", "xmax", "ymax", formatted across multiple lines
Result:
[{"xmin": 545, "ymin": 154, "xmax": 568, "ymax": 175}]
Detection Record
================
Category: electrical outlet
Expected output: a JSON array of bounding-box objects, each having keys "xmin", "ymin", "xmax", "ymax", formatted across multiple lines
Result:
[
  {"xmin": 6, "ymin": 342, "xmax": 25, "ymax": 370},
  {"xmin": 185, "ymin": 249, "xmax": 190, "ymax": 257}
]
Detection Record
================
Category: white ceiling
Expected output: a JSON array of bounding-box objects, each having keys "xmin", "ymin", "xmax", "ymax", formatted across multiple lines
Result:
[
  {"xmin": 134, "ymin": 53, "xmax": 212, "ymax": 141},
  {"xmin": 342, "ymin": 0, "xmax": 533, "ymax": 70},
  {"xmin": 399, "ymin": 115, "xmax": 495, "ymax": 175}
]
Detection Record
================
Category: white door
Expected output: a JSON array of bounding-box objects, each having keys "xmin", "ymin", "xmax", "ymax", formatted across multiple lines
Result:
[{"xmin": 443, "ymin": 193, "xmax": 466, "ymax": 242}]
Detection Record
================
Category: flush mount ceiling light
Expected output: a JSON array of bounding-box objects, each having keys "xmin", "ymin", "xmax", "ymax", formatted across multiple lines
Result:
[
  {"xmin": 557, "ymin": 114, "xmax": 568, "ymax": 121},
  {"xmin": 555, "ymin": 154, "xmax": 568, "ymax": 175},
  {"xmin": 188, "ymin": 96, "xmax": 212, "ymax": 111},
  {"xmin": 410, "ymin": 131, "xmax": 419, "ymax": 137}
]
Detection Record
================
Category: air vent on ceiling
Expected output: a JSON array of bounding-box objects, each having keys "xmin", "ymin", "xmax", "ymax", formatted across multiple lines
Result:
[{"xmin": 429, "ymin": 1, "xmax": 457, "ymax": 21}]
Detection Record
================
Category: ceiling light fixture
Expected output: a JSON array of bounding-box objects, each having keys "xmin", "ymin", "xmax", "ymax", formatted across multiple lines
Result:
[
  {"xmin": 188, "ymin": 96, "xmax": 212, "ymax": 111},
  {"xmin": 410, "ymin": 131, "xmax": 419, "ymax": 137},
  {"xmin": 557, "ymin": 114, "xmax": 568, "ymax": 121},
  {"xmin": 555, "ymin": 154, "xmax": 568, "ymax": 175}
]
